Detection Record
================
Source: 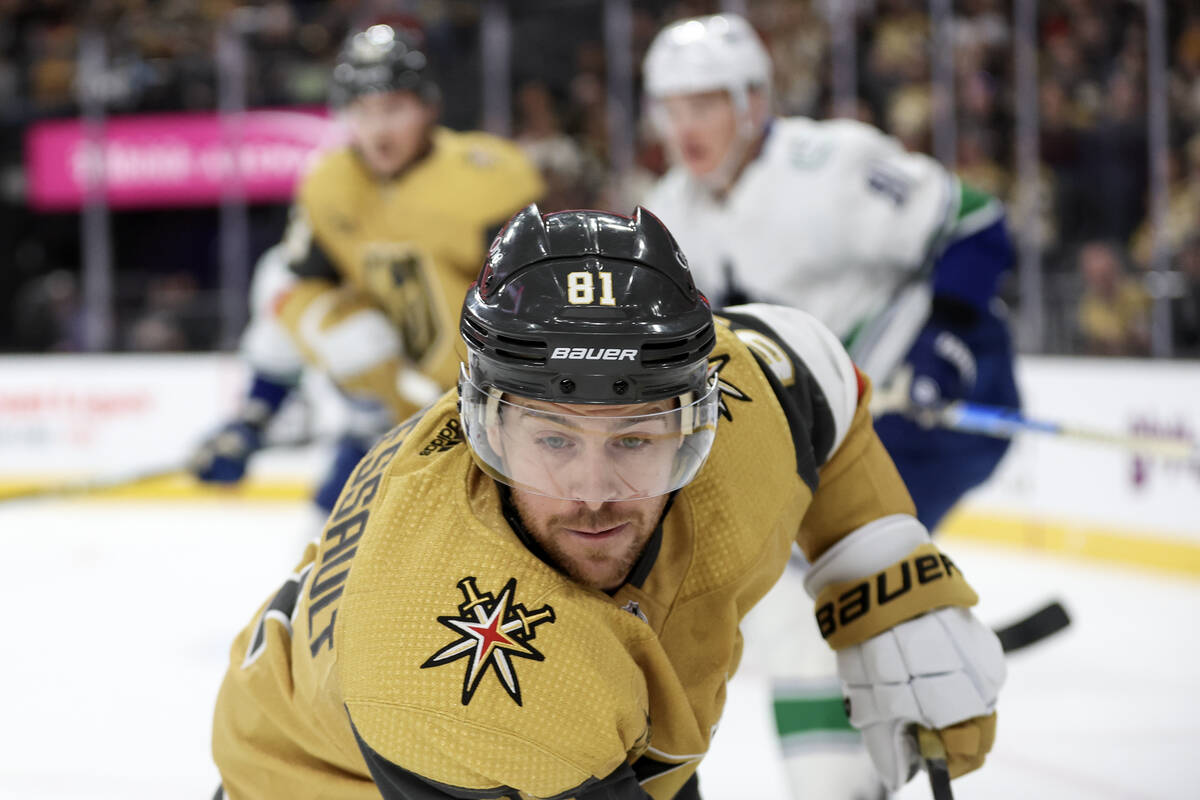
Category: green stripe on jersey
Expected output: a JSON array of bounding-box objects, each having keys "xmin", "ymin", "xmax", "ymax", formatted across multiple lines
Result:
[
  {"xmin": 951, "ymin": 180, "xmax": 1004, "ymax": 240},
  {"xmin": 773, "ymin": 696, "xmax": 856, "ymax": 736},
  {"xmin": 956, "ymin": 181, "xmax": 993, "ymax": 220}
]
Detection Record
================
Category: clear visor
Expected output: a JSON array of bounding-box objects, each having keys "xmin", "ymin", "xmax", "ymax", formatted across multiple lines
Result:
[{"xmin": 459, "ymin": 367, "xmax": 720, "ymax": 503}]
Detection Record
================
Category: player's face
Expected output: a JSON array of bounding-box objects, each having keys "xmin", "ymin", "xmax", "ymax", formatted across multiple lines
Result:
[
  {"xmin": 345, "ymin": 90, "xmax": 436, "ymax": 177},
  {"xmin": 511, "ymin": 483, "xmax": 670, "ymax": 593},
  {"xmin": 501, "ymin": 397, "xmax": 678, "ymax": 591},
  {"xmin": 657, "ymin": 90, "xmax": 739, "ymax": 177}
]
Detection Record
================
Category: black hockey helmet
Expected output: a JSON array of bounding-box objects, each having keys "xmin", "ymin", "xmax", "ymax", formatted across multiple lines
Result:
[
  {"xmin": 461, "ymin": 204, "xmax": 715, "ymax": 403},
  {"xmin": 329, "ymin": 23, "xmax": 439, "ymax": 108},
  {"xmin": 458, "ymin": 204, "xmax": 721, "ymax": 502}
]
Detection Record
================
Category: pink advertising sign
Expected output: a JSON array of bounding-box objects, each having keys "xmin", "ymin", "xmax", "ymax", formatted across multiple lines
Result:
[{"xmin": 25, "ymin": 108, "xmax": 343, "ymax": 210}]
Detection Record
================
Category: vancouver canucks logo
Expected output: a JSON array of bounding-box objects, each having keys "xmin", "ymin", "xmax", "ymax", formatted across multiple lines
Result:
[
  {"xmin": 422, "ymin": 577, "xmax": 555, "ymax": 706},
  {"xmin": 708, "ymin": 354, "xmax": 750, "ymax": 421}
]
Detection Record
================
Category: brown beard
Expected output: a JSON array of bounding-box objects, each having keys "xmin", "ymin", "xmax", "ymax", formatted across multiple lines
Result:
[{"xmin": 511, "ymin": 496, "xmax": 668, "ymax": 591}]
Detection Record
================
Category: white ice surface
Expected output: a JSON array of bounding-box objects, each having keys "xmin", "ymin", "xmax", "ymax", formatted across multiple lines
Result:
[{"xmin": 1, "ymin": 501, "xmax": 1196, "ymax": 799}]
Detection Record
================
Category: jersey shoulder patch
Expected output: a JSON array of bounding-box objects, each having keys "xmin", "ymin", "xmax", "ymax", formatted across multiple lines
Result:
[{"xmin": 719, "ymin": 303, "xmax": 859, "ymax": 473}]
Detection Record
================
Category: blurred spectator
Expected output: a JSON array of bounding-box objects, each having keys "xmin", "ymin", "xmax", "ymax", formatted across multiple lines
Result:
[
  {"xmin": 886, "ymin": 83, "xmax": 932, "ymax": 153},
  {"xmin": 1075, "ymin": 240, "xmax": 1152, "ymax": 356},
  {"xmin": 1173, "ymin": 233, "xmax": 1200, "ymax": 356},
  {"xmin": 1130, "ymin": 133, "xmax": 1200, "ymax": 269},
  {"xmin": 565, "ymin": 40, "xmax": 609, "ymax": 163},
  {"xmin": 864, "ymin": 2, "xmax": 929, "ymax": 136},
  {"xmin": 1074, "ymin": 69, "xmax": 1149, "ymax": 243},
  {"xmin": 757, "ymin": 1, "xmax": 825, "ymax": 118},
  {"xmin": 125, "ymin": 313, "xmax": 189, "ymax": 352},
  {"xmin": 514, "ymin": 81, "xmax": 601, "ymax": 211},
  {"xmin": 9, "ymin": 269, "xmax": 83, "ymax": 351},
  {"xmin": 30, "ymin": 21, "xmax": 76, "ymax": 111},
  {"xmin": 956, "ymin": 127, "xmax": 1009, "ymax": 200},
  {"xmin": 122, "ymin": 271, "xmax": 212, "ymax": 352},
  {"xmin": 1172, "ymin": 14, "xmax": 1200, "ymax": 129},
  {"xmin": 953, "ymin": 0, "xmax": 1009, "ymax": 54},
  {"xmin": 3, "ymin": 0, "xmax": 1200, "ymax": 358}
]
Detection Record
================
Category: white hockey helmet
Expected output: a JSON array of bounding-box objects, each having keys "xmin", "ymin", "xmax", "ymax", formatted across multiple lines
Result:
[{"xmin": 643, "ymin": 13, "xmax": 771, "ymax": 108}]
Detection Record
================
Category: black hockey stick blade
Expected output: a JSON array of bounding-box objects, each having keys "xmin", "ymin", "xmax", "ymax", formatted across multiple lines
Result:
[
  {"xmin": 915, "ymin": 727, "xmax": 955, "ymax": 800},
  {"xmin": 994, "ymin": 600, "xmax": 1071, "ymax": 654}
]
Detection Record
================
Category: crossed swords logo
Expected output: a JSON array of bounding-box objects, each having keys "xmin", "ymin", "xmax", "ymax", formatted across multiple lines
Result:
[
  {"xmin": 708, "ymin": 354, "xmax": 750, "ymax": 422},
  {"xmin": 421, "ymin": 577, "xmax": 556, "ymax": 706}
]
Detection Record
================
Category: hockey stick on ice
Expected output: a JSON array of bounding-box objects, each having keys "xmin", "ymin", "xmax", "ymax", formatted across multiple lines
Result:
[{"xmin": 923, "ymin": 401, "xmax": 1198, "ymax": 462}]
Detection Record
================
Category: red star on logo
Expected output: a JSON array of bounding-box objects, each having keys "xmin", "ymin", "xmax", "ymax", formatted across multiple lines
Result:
[{"xmin": 422, "ymin": 577, "xmax": 555, "ymax": 706}]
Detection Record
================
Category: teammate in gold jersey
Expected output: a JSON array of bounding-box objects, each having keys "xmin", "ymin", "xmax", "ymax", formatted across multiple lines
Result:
[
  {"xmin": 190, "ymin": 23, "xmax": 543, "ymax": 515},
  {"xmin": 211, "ymin": 206, "xmax": 1005, "ymax": 800}
]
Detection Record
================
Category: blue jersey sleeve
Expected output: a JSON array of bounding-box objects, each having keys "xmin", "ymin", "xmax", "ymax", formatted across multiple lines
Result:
[{"xmin": 930, "ymin": 183, "xmax": 1014, "ymax": 316}]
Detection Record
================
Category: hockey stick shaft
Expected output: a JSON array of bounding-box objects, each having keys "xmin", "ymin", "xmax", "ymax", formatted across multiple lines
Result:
[
  {"xmin": 915, "ymin": 727, "xmax": 955, "ymax": 800},
  {"xmin": 931, "ymin": 401, "xmax": 1198, "ymax": 461}
]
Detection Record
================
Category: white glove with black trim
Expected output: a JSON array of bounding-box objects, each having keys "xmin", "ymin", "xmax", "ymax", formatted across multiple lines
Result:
[{"xmin": 804, "ymin": 515, "xmax": 1006, "ymax": 790}]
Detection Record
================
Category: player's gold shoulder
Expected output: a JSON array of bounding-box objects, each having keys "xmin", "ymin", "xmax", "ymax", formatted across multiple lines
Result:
[
  {"xmin": 297, "ymin": 145, "xmax": 373, "ymax": 209},
  {"xmin": 358, "ymin": 392, "xmax": 467, "ymax": 485},
  {"xmin": 429, "ymin": 128, "xmax": 544, "ymax": 217},
  {"xmin": 438, "ymin": 128, "xmax": 531, "ymax": 168}
]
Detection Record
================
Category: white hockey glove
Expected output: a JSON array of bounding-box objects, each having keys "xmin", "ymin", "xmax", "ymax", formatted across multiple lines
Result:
[{"xmin": 804, "ymin": 515, "xmax": 1005, "ymax": 791}]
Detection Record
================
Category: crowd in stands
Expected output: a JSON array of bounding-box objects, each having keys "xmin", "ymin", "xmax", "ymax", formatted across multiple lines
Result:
[{"xmin": 1, "ymin": 0, "xmax": 1198, "ymax": 357}]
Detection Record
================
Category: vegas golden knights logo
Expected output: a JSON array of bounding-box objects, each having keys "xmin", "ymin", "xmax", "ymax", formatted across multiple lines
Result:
[
  {"xmin": 362, "ymin": 243, "xmax": 439, "ymax": 363},
  {"xmin": 421, "ymin": 577, "xmax": 555, "ymax": 706},
  {"xmin": 708, "ymin": 354, "xmax": 750, "ymax": 421}
]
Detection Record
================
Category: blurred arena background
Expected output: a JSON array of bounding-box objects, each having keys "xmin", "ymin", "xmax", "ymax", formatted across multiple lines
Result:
[
  {"xmin": 0, "ymin": 0, "xmax": 1197, "ymax": 358},
  {"xmin": 1, "ymin": 3, "xmax": 1199, "ymax": 798}
]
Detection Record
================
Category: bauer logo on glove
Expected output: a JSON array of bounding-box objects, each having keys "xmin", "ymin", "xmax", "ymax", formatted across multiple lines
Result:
[
  {"xmin": 803, "ymin": 514, "xmax": 1006, "ymax": 790},
  {"xmin": 814, "ymin": 542, "xmax": 978, "ymax": 649}
]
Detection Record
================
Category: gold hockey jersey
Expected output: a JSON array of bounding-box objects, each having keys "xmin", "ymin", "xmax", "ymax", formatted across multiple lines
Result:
[
  {"xmin": 277, "ymin": 128, "xmax": 544, "ymax": 411},
  {"xmin": 212, "ymin": 311, "xmax": 920, "ymax": 800}
]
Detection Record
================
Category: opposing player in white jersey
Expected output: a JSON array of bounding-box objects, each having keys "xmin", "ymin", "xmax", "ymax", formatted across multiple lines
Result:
[{"xmin": 642, "ymin": 13, "xmax": 1020, "ymax": 800}]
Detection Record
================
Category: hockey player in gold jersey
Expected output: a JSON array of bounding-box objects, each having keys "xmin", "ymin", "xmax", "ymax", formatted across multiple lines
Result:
[
  {"xmin": 211, "ymin": 206, "xmax": 1005, "ymax": 799},
  {"xmin": 190, "ymin": 23, "xmax": 543, "ymax": 513}
]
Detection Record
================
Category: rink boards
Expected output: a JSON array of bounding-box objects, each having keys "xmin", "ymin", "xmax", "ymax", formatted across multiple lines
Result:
[{"xmin": 1, "ymin": 353, "xmax": 1198, "ymax": 576}]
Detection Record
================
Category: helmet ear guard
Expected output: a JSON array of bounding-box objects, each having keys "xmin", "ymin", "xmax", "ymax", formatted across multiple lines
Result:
[{"xmin": 457, "ymin": 205, "xmax": 721, "ymax": 502}]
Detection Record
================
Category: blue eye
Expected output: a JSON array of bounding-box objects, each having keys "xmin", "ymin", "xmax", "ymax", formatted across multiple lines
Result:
[
  {"xmin": 537, "ymin": 434, "xmax": 573, "ymax": 451},
  {"xmin": 614, "ymin": 436, "xmax": 650, "ymax": 450}
]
